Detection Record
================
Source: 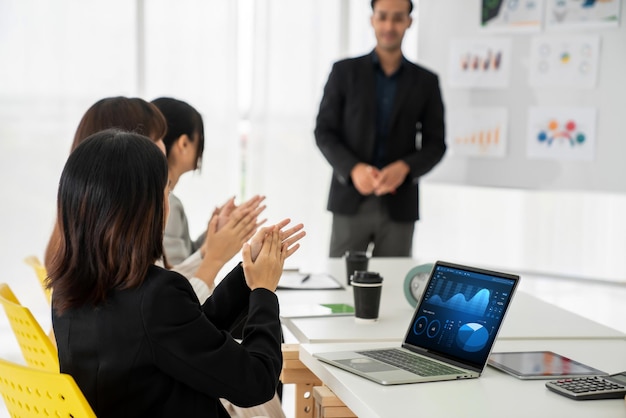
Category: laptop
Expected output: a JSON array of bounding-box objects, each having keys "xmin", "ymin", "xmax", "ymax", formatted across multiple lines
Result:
[{"xmin": 314, "ymin": 260, "xmax": 520, "ymax": 385}]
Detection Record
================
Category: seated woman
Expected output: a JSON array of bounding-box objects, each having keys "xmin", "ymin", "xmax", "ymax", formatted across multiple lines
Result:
[
  {"xmin": 44, "ymin": 96, "xmax": 264, "ymax": 301},
  {"xmin": 151, "ymin": 96, "xmax": 267, "ymax": 301},
  {"xmin": 47, "ymin": 129, "xmax": 304, "ymax": 417},
  {"xmin": 150, "ymin": 97, "xmax": 239, "ymax": 266},
  {"xmin": 152, "ymin": 96, "xmax": 290, "ymax": 417}
]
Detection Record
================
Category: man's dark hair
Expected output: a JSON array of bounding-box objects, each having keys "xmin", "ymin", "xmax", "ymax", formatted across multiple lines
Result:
[{"xmin": 371, "ymin": 0, "xmax": 414, "ymax": 14}]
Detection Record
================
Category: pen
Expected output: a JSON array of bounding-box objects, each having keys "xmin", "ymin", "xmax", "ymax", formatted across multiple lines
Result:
[{"xmin": 300, "ymin": 275, "xmax": 310, "ymax": 283}]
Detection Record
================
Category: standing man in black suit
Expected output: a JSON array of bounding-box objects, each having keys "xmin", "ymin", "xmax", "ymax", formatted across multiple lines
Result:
[{"xmin": 315, "ymin": 0, "xmax": 446, "ymax": 257}]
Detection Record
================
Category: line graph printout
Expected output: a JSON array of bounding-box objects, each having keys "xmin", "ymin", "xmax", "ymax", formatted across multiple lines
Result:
[{"xmin": 448, "ymin": 107, "xmax": 508, "ymax": 158}]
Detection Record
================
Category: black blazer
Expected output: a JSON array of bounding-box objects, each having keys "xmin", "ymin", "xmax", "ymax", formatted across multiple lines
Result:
[
  {"xmin": 52, "ymin": 264, "xmax": 282, "ymax": 418},
  {"xmin": 315, "ymin": 51, "xmax": 446, "ymax": 222}
]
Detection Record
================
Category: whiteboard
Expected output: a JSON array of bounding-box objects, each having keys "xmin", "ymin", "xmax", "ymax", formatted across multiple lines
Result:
[{"xmin": 417, "ymin": 0, "xmax": 626, "ymax": 192}]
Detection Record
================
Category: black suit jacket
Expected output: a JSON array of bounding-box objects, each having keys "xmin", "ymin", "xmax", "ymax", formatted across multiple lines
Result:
[
  {"xmin": 52, "ymin": 264, "xmax": 282, "ymax": 418},
  {"xmin": 315, "ymin": 51, "xmax": 446, "ymax": 222}
]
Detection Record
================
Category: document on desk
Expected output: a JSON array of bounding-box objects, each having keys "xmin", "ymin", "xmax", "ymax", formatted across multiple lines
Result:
[
  {"xmin": 277, "ymin": 271, "xmax": 343, "ymax": 290},
  {"xmin": 280, "ymin": 303, "xmax": 354, "ymax": 319}
]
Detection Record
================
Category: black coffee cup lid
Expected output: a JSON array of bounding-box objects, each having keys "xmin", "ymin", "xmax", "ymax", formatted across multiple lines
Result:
[{"xmin": 352, "ymin": 271, "xmax": 383, "ymax": 284}]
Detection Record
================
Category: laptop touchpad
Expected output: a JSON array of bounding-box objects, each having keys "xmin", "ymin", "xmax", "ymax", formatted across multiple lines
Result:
[{"xmin": 337, "ymin": 358, "xmax": 397, "ymax": 373}]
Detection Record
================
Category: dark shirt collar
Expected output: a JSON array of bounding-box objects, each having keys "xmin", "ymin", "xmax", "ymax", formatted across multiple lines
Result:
[{"xmin": 370, "ymin": 49, "xmax": 407, "ymax": 77}]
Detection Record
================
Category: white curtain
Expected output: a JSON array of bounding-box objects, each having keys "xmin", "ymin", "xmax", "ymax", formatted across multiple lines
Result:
[
  {"xmin": 142, "ymin": 0, "xmax": 241, "ymax": 236},
  {"xmin": 245, "ymin": 0, "xmax": 341, "ymax": 271},
  {"xmin": 0, "ymin": 0, "xmax": 241, "ymax": 312},
  {"xmin": 2, "ymin": 0, "xmax": 623, "ymax": 287},
  {"xmin": 0, "ymin": 1, "xmax": 139, "ymax": 289},
  {"xmin": 0, "ymin": 0, "xmax": 418, "ymax": 275}
]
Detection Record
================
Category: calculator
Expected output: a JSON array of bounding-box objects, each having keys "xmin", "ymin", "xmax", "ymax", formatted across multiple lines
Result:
[{"xmin": 545, "ymin": 372, "xmax": 626, "ymax": 400}]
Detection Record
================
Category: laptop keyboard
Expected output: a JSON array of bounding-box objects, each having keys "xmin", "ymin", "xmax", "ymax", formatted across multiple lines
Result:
[{"xmin": 357, "ymin": 349, "xmax": 464, "ymax": 377}]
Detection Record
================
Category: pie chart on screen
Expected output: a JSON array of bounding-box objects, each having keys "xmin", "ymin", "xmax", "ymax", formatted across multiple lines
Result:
[{"xmin": 456, "ymin": 323, "xmax": 489, "ymax": 352}]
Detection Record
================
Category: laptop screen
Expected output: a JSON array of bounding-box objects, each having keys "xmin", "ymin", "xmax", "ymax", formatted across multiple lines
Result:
[{"xmin": 403, "ymin": 262, "xmax": 519, "ymax": 370}]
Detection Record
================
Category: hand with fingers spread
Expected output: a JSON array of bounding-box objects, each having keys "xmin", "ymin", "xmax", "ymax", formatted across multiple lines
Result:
[
  {"xmin": 201, "ymin": 201, "xmax": 265, "ymax": 265},
  {"xmin": 216, "ymin": 195, "xmax": 267, "ymax": 232},
  {"xmin": 249, "ymin": 218, "xmax": 306, "ymax": 263},
  {"xmin": 214, "ymin": 196, "xmax": 236, "ymax": 231},
  {"xmin": 194, "ymin": 196, "xmax": 268, "ymax": 288}
]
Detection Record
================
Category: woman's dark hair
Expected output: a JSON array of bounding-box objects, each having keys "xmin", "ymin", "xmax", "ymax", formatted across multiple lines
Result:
[
  {"xmin": 72, "ymin": 97, "xmax": 167, "ymax": 151},
  {"xmin": 371, "ymin": 0, "xmax": 413, "ymax": 14},
  {"xmin": 151, "ymin": 97, "xmax": 205, "ymax": 169},
  {"xmin": 48, "ymin": 129, "xmax": 169, "ymax": 314},
  {"xmin": 43, "ymin": 97, "xmax": 167, "ymax": 272}
]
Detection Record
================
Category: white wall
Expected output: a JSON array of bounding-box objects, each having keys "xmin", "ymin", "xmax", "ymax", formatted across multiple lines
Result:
[
  {"xmin": 409, "ymin": 0, "xmax": 626, "ymax": 282},
  {"xmin": 416, "ymin": 182, "xmax": 626, "ymax": 282}
]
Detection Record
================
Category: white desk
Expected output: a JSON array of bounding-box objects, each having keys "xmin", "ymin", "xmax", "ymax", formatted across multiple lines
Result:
[
  {"xmin": 299, "ymin": 339, "xmax": 626, "ymax": 418},
  {"xmin": 278, "ymin": 258, "xmax": 625, "ymax": 342}
]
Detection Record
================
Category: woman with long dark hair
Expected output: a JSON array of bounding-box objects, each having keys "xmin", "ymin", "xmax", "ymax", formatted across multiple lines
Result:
[{"xmin": 49, "ymin": 129, "xmax": 304, "ymax": 417}]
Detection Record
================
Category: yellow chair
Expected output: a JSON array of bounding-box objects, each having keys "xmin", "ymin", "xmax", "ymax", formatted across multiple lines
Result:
[
  {"xmin": 24, "ymin": 255, "xmax": 52, "ymax": 304},
  {"xmin": 0, "ymin": 357, "xmax": 96, "ymax": 417},
  {"xmin": 0, "ymin": 283, "xmax": 59, "ymax": 372}
]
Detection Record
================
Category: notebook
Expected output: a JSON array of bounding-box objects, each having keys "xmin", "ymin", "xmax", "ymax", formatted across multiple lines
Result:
[{"xmin": 314, "ymin": 260, "xmax": 520, "ymax": 385}]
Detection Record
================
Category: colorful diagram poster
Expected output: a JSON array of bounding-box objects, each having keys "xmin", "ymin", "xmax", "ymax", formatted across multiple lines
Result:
[
  {"xmin": 448, "ymin": 107, "xmax": 508, "ymax": 158},
  {"xmin": 448, "ymin": 38, "xmax": 512, "ymax": 88},
  {"xmin": 529, "ymin": 35, "xmax": 600, "ymax": 88},
  {"xmin": 526, "ymin": 107, "xmax": 596, "ymax": 161},
  {"xmin": 481, "ymin": 0, "xmax": 545, "ymax": 32},
  {"xmin": 545, "ymin": 0, "xmax": 621, "ymax": 30}
]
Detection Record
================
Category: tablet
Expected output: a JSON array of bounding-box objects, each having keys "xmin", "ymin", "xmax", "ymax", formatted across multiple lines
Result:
[{"xmin": 488, "ymin": 351, "xmax": 607, "ymax": 380}]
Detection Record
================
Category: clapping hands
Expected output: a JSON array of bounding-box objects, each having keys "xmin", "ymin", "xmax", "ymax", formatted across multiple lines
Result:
[
  {"xmin": 200, "ymin": 195, "xmax": 267, "ymax": 266},
  {"xmin": 242, "ymin": 219, "xmax": 306, "ymax": 292}
]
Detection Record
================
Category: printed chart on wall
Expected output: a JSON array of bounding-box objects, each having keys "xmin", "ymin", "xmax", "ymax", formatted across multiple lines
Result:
[
  {"xmin": 526, "ymin": 107, "xmax": 596, "ymax": 161},
  {"xmin": 545, "ymin": 0, "xmax": 622, "ymax": 30},
  {"xmin": 448, "ymin": 107, "xmax": 508, "ymax": 158},
  {"xmin": 481, "ymin": 0, "xmax": 545, "ymax": 32},
  {"xmin": 448, "ymin": 38, "xmax": 512, "ymax": 88},
  {"xmin": 419, "ymin": 0, "xmax": 626, "ymax": 191},
  {"xmin": 529, "ymin": 35, "xmax": 600, "ymax": 88}
]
